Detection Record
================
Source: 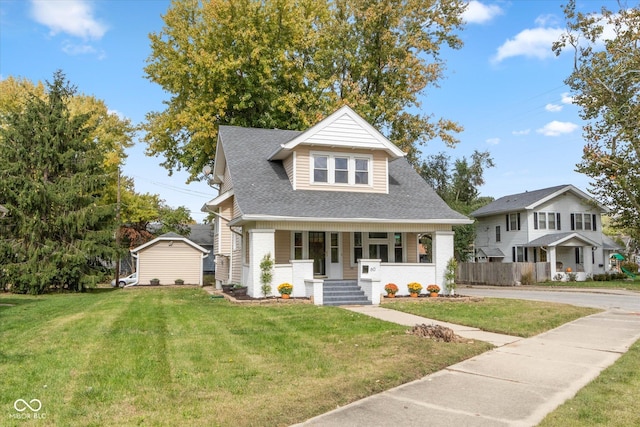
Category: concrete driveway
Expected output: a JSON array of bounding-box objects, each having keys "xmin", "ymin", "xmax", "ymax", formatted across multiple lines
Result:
[{"xmin": 459, "ymin": 286, "xmax": 640, "ymax": 312}]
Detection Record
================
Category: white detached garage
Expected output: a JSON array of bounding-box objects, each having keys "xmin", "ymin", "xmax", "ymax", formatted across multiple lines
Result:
[{"xmin": 131, "ymin": 232, "xmax": 210, "ymax": 286}]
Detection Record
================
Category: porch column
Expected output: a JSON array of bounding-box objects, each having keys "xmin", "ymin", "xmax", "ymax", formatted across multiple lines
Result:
[
  {"xmin": 433, "ymin": 231, "xmax": 454, "ymax": 293},
  {"xmin": 247, "ymin": 229, "xmax": 275, "ymax": 297},
  {"xmin": 584, "ymin": 245, "xmax": 594, "ymax": 278},
  {"xmin": 549, "ymin": 246, "xmax": 558, "ymax": 278}
]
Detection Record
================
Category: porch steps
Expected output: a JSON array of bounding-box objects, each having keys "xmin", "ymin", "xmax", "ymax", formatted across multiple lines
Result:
[{"xmin": 323, "ymin": 280, "xmax": 371, "ymax": 306}]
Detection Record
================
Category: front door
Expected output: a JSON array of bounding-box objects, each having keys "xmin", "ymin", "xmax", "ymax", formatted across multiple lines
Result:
[{"xmin": 309, "ymin": 231, "xmax": 326, "ymax": 277}]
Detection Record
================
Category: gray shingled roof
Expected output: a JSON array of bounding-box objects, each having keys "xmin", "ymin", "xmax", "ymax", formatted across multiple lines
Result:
[
  {"xmin": 218, "ymin": 125, "xmax": 468, "ymax": 223},
  {"xmin": 188, "ymin": 224, "xmax": 214, "ymax": 246},
  {"xmin": 524, "ymin": 232, "xmax": 599, "ymax": 247},
  {"xmin": 471, "ymin": 185, "xmax": 572, "ymax": 218}
]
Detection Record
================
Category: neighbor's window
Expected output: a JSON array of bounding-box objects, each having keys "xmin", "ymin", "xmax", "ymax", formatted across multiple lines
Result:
[
  {"xmin": 548, "ymin": 213, "xmax": 556, "ymax": 230},
  {"xmin": 509, "ymin": 213, "xmax": 518, "ymax": 231},
  {"xmin": 538, "ymin": 212, "xmax": 547, "ymax": 229},
  {"xmin": 495, "ymin": 226, "xmax": 501, "ymax": 242}
]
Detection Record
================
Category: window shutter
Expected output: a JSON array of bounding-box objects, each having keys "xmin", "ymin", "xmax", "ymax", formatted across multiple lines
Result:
[
  {"xmin": 533, "ymin": 248, "xmax": 538, "ymax": 263},
  {"xmin": 517, "ymin": 213, "xmax": 521, "ymax": 230},
  {"xmin": 592, "ymin": 214, "xmax": 597, "ymax": 231},
  {"xmin": 512, "ymin": 247, "xmax": 516, "ymax": 262},
  {"xmin": 506, "ymin": 214, "xmax": 510, "ymax": 231},
  {"xmin": 524, "ymin": 248, "xmax": 528, "ymax": 262},
  {"xmin": 534, "ymin": 212, "xmax": 538, "ymax": 230},
  {"xmin": 570, "ymin": 214, "xmax": 575, "ymax": 230},
  {"xmin": 557, "ymin": 213, "xmax": 561, "ymax": 230},
  {"xmin": 575, "ymin": 247, "xmax": 580, "ymax": 263}
]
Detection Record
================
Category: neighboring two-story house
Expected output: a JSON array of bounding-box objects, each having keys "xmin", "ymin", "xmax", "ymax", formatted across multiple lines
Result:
[
  {"xmin": 471, "ymin": 184, "xmax": 621, "ymax": 280},
  {"xmin": 201, "ymin": 106, "xmax": 471, "ymax": 304}
]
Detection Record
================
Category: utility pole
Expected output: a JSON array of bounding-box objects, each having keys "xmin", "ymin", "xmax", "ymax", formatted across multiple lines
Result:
[{"xmin": 114, "ymin": 165, "xmax": 121, "ymax": 287}]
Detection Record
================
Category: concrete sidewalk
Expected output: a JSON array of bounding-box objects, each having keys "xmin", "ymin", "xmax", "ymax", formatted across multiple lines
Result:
[{"xmin": 296, "ymin": 308, "xmax": 640, "ymax": 427}]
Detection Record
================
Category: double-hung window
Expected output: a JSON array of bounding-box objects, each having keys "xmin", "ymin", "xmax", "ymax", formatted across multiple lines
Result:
[{"xmin": 311, "ymin": 152, "xmax": 372, "ymax": 186}]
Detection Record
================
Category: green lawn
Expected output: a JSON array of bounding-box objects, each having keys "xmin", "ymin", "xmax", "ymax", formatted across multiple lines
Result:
[
  {"xmin": 0, "ymin": 288, "xmax": 492, "ymax": 426},
  {"xmin": 384, "ymin": 297, "xmax": 600, "ymax": 337},
  {"xmin": 535, "ymin": 279, "xmax": 640, "ymax": 292},
  {"xmin": 539, "ymin": 335, "xmax": 640, "ymax": 426}
]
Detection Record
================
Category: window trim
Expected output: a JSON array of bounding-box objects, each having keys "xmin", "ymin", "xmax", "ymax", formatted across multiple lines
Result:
[{"xmin": 310, "ymin": 151, "xmax": 373, "ymax": 187}]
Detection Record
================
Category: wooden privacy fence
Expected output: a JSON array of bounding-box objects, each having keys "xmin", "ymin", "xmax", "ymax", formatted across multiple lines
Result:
[{"xmin": 457, "ymin": 262, "xmax": 551, "ymax": 286}]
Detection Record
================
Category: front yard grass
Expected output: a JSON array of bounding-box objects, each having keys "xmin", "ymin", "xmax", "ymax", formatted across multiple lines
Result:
[
  {"xmin": 1, "ymin": 288, "xmax": 492, "ymax": 426},
  {"xmin": 384, "ymin": 297, "xmax": 600, "ymax": 337},
  {"xmin": 535, "ymin": 279, "xmax": 640, "ymax": 292},
  {"xmin": 539, "ymin": 337, "xmax": 640, "ymax": 426}
]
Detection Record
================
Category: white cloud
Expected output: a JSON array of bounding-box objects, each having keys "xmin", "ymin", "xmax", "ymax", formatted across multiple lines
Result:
[
  {"xmin": 534, "ymin": 14, "xmax": 560, "ymax": 27},
  {"xmin": 561, "ymin": 92, "xmax": 574, "ymax": 104},
  {"xmin": 536, "ymin": 121, "xmax": 578, "ymax": 137},
  {"xmin": 30, "ymin": 0, "xmax": 107, "ymax": 40},
  {"xmin": 492, "ymin": 27, "xmax": 564, "ymax": 63},
  {"xmin": 512, "ymin": 129, "xmax": 530, "ymax": 136},
  {"xmin": 545, "ymin": 103, "xmax": 563, "ymax": 112},
  {"xmin": 462, "ymin": 1, "xmax": 503, "ymax": 24},
  {"xmin": 486, "ymin": 137, "xmax": 500, "ymax": 145}
]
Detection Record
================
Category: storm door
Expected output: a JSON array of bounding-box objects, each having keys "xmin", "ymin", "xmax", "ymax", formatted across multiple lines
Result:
[{"xmin": 308, "ymin": 231, "xmax": 326, "ymax": 277}]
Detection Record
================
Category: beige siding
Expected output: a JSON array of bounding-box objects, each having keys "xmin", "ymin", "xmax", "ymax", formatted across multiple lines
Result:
[
  {"xmin": 274, "ymin": 230, "xmax": 291, "ymax": 264},
  {"xmin": 220, "ymin": 163, "xmax": 233, "ymax": 193},
  {"xmin": 283, "ymin": 155, "xmax": 295, "ymax": 188},
  {"xmin": 138, "ymin": 241, "xmax": 203, "ymax": 285},
  {"xmin": 406, "ymin": 233, "xmax": 418, "ymax": 263},
  {"xmin": 218, "ymin": 198, "xmax": 234, "ymax": 254},
  {"xmin": 342, "ymin": 232, "xmax": 357, "ymax": 279},
  {"xmin": 293, "ymin": 145, "xmax": 388, "ymax": 193},
  {"xmin": 305, "ymin": 114, "xmax": 386, "ymax": 148}
]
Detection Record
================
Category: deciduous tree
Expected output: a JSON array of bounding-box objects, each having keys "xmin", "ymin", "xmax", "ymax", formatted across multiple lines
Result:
[
  {"xmin": 144, "ymin": 0, "xmax": 467, "ymax": 180},
  {"xmin": 553, "ymin": 0, "xmax": 640, "ymax": 238}
]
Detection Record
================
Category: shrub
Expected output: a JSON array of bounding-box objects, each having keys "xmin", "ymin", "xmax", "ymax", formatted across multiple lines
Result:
[
  {"xmin": 621, "ymin": 261, "xmax": 639, "ymax": 274},
  {"xmin": 520, "ymin": 271, "xmax": 534, "ymax": 286}
]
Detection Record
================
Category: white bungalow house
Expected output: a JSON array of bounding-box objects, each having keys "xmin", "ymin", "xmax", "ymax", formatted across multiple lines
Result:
[
  {"xmin": 470, "ymin": 184, "xmax": 622, "ymax": 281},
  {"xmin": 201, "ymin": 106, "xmax": 471, "ymax": 304}
]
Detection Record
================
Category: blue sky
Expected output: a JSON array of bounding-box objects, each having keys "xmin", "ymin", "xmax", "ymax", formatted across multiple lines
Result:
[{"xmin": 0, "ymin": 1, "xmax": 626, "ymax": 222}]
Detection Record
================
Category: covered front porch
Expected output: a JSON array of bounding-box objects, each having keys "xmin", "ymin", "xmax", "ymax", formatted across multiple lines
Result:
[
  {"xmin": 525, "ymin": 232, "xmax": 603, "ymax": 281},
  {"xmin": 234, "ymin": 227, "xmax": 455, "ymax": 304}
]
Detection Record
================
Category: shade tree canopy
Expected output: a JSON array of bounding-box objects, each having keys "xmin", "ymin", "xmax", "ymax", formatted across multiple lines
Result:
[{"xmin": 144, "ymin": 0, "xmax": 468, "ymax": 181}]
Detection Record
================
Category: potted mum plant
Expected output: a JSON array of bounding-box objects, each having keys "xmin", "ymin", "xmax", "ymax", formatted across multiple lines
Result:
[
  {"xmin": 277, "ymin": 282, "xmax": 293, "ymax": 299},
  {"xmin": 384, "ymin": 283, "xmax": 398, "ymax": 298},
  {"xmin": 426, "ymin": 284, "xmax": 440, "ymax": 297},
  {"xmin": 407, "ymin": 282, "xmax": 422, "ymax": 297}
]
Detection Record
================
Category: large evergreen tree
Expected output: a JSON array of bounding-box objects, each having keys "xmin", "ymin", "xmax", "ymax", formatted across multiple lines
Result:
[{"xmin": 0, "ymin": 71, "xmax": 115, "ymax": 294}]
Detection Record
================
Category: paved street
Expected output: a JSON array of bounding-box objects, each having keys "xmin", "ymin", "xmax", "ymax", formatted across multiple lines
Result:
[{"xmin": 459, "ymin": 286, "xmax": 640, "ymax": 312}]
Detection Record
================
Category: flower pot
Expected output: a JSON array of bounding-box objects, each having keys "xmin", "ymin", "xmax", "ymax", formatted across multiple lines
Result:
[
  {"xmin": 410, "ymin": 293, "xmax": 418, "ymax": 298},
  {"xmin": 386, "ymin": 293, "xmax": 396, "ymax": 298},
  {"xmin": 281, "ymin": 294, "xmax": 290, "ymax": 299},
  {"xmin": 175, "ymin": 280, "xmax": 184, "ymax": 285},
  {"xmin": 430, "ymin": 292, "xmax": 438, "ymax": 298},
  {"xmin": 222, "ymin": 284, "xmax": 233, "ymax": 293},
  {"xmin": 232, "ymin": 287, "xmax": 248, "ymax": 297},
  {"xmin": 150, "ymin": 279, "xmax": 160, "ymax": 286}
]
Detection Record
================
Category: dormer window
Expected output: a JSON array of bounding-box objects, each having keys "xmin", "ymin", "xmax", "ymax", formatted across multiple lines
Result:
[{"xmin": 311, "ymin": 152, "xmax": 372, "ymax": 186}]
